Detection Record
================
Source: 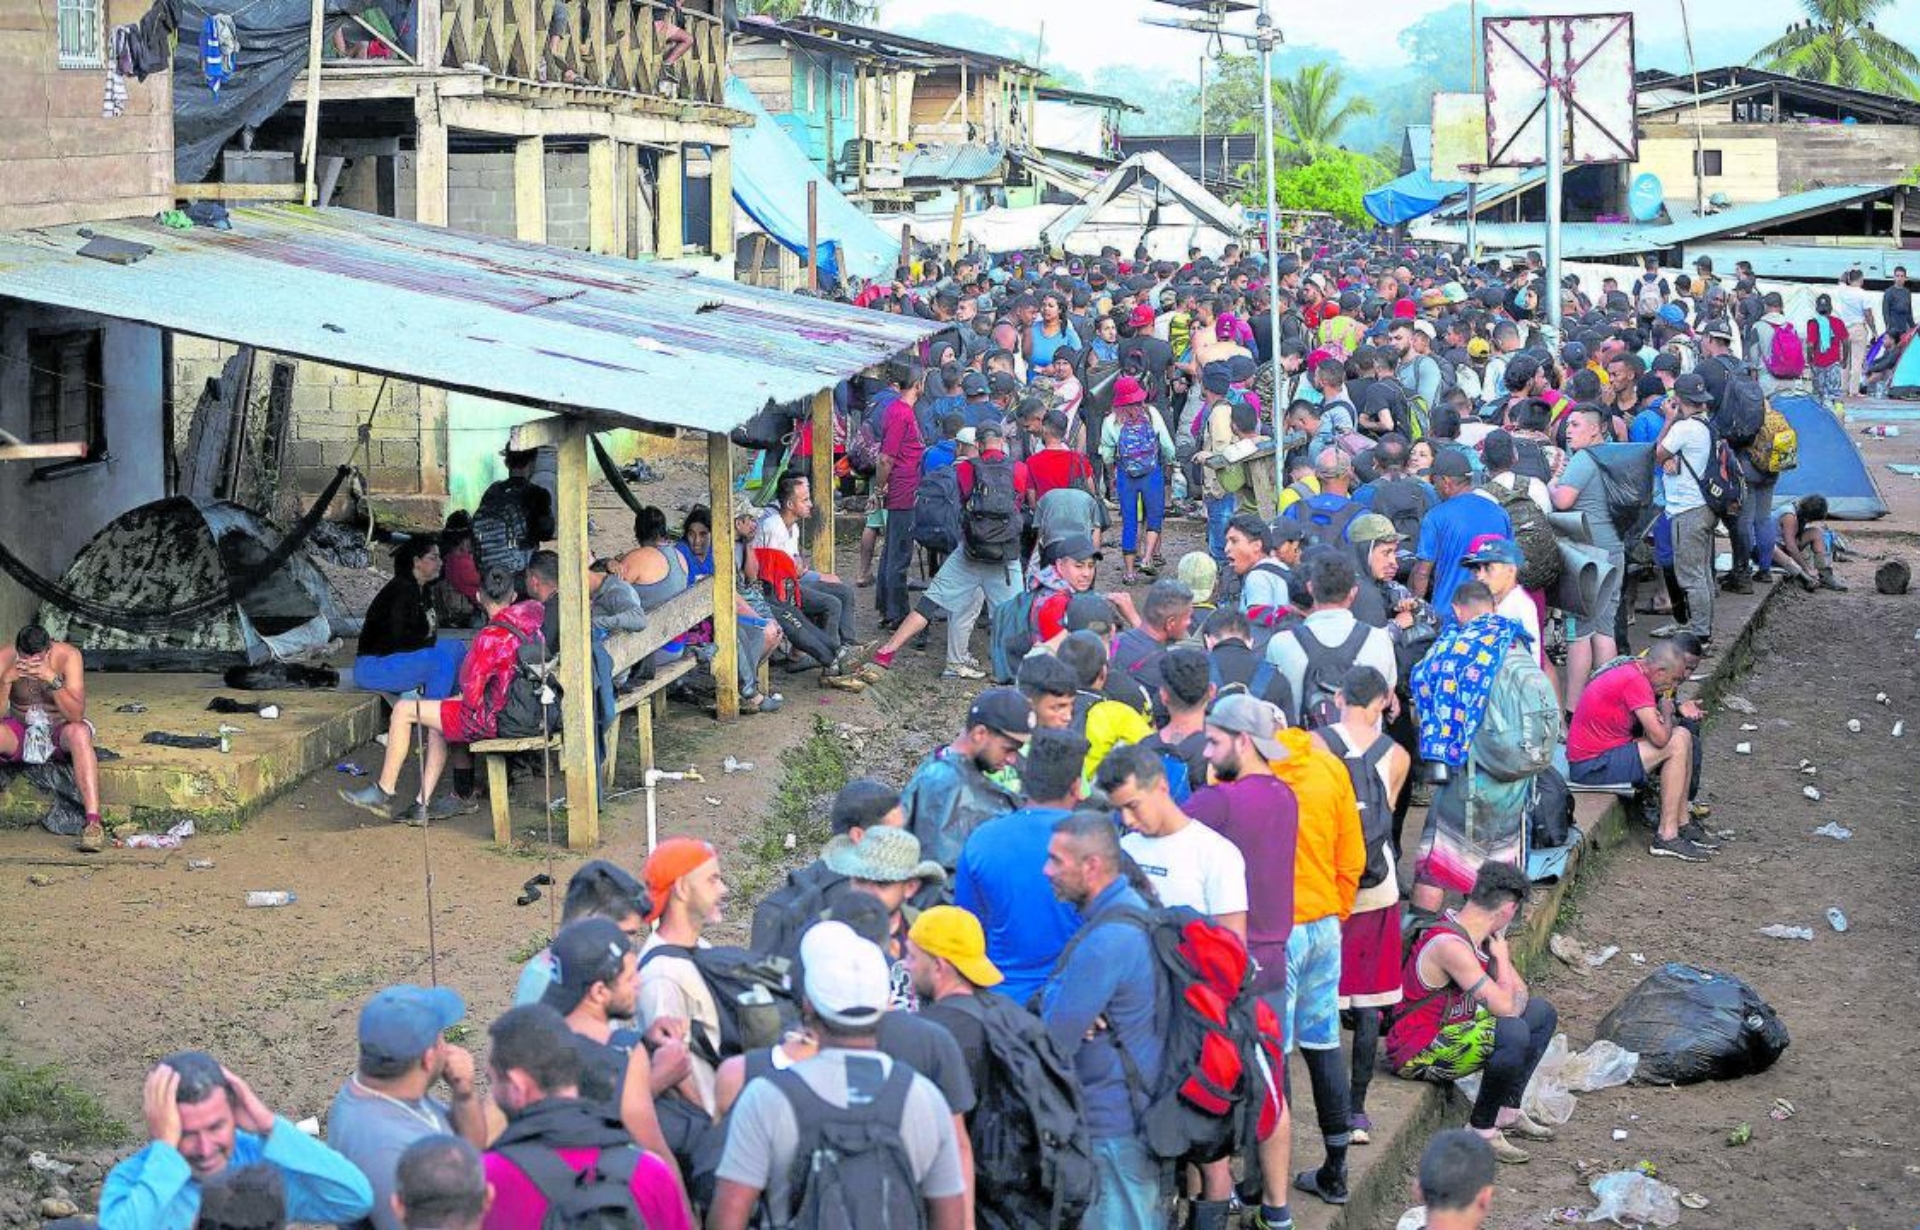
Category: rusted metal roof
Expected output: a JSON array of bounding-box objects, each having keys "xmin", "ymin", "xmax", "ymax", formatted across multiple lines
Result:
[{"xmin": 0, "ymin": 205, "xmax": 932, "ymax": 431}]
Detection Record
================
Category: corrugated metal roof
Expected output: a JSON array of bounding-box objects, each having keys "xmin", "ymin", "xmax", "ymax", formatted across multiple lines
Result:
[
  {"xmin": 1654, "ymin": 184, "xmax": 1892, "ymax": 244},
  {"xmin": 901, "ymin": 144, "xmax": 1007, "ymax": 182},
  {"xmin": 0, "ymin": 206, "xmax": 933, "ymax": 431}
]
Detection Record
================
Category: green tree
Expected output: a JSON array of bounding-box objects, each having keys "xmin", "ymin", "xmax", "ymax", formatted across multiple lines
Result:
[
  {"xmin": 1275, "ymin": 63, "xmax": 1375, "ymax": 156},
  {"xmin": 747, "ymin": 0, "xmax": 881, "ymax": 22},
  {"xmin": 1751, "ymin": 0, "xmax": 1920, "ymax": 100},
  {"xmin": 1235, "ymin": 148, "xmax": 1391, "ymax": 224}
]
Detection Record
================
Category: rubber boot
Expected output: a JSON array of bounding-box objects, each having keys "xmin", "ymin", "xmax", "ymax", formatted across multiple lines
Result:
[
  {"xmin": 1186, "ymin": 1198, "xmax": 1234, "ymax": 1230},
  {"xmin": 1818, "ymin": 566, "xmax": 1849, "ymax": 592}
]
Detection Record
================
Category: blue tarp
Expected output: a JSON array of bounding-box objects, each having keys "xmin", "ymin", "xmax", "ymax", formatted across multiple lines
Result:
[
  {"xmin": 1364, "ymin": 168, "xmax": 1470, "ymax": 227},
  {"xmin": 1891, "ymin": 334, "xmax": 1920, "ymax": 397},
  {"xmin": 724, "ymin": 76, "xmax": 897, "ymax": 286},
  {"xmin": 1771, "ymin": 394, "xmax": 1888, "ymax": 520}
]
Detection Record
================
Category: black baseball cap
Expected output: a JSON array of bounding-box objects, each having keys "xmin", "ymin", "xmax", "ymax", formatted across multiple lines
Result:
[
  {"xmin": 1041, "ymin": 535, "xmax": 1102, "ymax": 565},
  {"xmin": 987, "ymin": 371, "xmax": 1022, "ymax": 396},
  {"xmin": 1265, "ymin": 519, "xmax": 1309, "ymax": 547},
  {"xmin": 1650, "ymin": 352, "xmax": 1682, "ymax": 375},
  {"xmin": 1673, "ymin": 372, "xmax": 1712, "ymax": 404},
  {"xmin": 961, "ymin": 371, "xmax": 989, "ymax": 397},
  {"xmin": 965, "ymin": 687, "xmax": 1036, "ymax": 744},
  {"xmin": 1429, "ymin": 448, "xmax": 1474, "ymax": 479},
  {"xmin": 540, "ymin": 918, "xmax": 632, "ymax": 1014}
]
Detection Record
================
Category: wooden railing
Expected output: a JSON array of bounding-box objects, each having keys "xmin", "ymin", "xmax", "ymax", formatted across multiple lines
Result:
[{"xmin": 436, "ymin": 0, "xmax": 727, "ymax": 105}]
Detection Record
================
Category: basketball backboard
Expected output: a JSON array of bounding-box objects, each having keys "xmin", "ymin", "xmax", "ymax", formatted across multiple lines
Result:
[{"xmin": 1483, "ymin": 13, "xmax": 1637, "ymax": 168}]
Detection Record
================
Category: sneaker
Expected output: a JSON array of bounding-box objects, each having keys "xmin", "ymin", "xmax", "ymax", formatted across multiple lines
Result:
[
  {"xmin": 1293, "ymin": 1165, "xmax": 1349, "ymax": 1205},
  {"xmin": 422, "ymin": 794, "xmax": 478, "ymax": 821},
  {"xmin": 1678, "ymin": 820, "xmax": 1720, "ymax": 849},
  {"xmin": 1350, "ymin": 1112, "xmax": 1373, "ymax": 1145},
  {"xmin": 1649, "ymin": 834, "xmax": 1713, "ymax": 862},
  {"xmin": 1649, "ymin": 622, "xmax": 1686, "ymax": 638},
  {"xmin": 1506, "ymin": 1111, "xmax": 1557, "ymax": 1141},
  {"xmin": 76, "ymin": 820, "xmax": 105, "ymax": 853},
  {"xmin": 941, "ymin": 662, "xmax": 986, "ymax": 681},
  {"xmin": 340, "ymin": 781, "xmax": 399, "ymax": 819},
  {"xmin": 1720, "ymin": 571, "xmax": 1754, "ymax": 595},
  {"xmin": 1248, "ymin": 1213, "xmax": 1294, "ymax": 1230},
  {"xmin": 1485, "ymin": 1131, "xmax": 1532, "ymax": 1164}
]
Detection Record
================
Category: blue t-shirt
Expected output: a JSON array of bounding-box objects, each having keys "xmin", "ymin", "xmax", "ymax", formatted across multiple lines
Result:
[
  {"xmin": 953, "ymin": 806, "xmax": 1080, "ymax": 1008},
  {"xmin": 923, "ymin": 439, "xmax": 958, "ymax": 472},
  {"xmin": 1417, "ymin": 492, "xmax": 1514, "ymax": 623}
]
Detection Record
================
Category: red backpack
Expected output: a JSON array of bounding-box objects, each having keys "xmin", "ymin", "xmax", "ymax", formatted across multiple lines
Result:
[{"xmin": 1060, "ymin": 906, "xmax": 1285, "ymax": 1166}]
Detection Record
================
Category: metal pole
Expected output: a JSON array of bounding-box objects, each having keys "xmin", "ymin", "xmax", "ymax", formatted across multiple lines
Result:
[
  {"xmin": 1466, "ymin": 183, "xmax": 1479, "ymax": 262},
  {"xmin": 1544, "ymin": 80, "xmax": 1564, "ymax": 344},
  {"xmin": 1199, "ymin": 55, "xmax": 1208, "ymax": 189},
  {"xmin": 805, "ymin": 179, "xmax": 819, "ymax": 290},
  {"xmin": 1258, "ymin": 0, "xmax": 1283, "ymax": 498}
]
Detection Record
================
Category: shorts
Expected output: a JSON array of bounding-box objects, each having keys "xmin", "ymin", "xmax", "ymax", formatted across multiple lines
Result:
[
  {"xmin": 865, "ymin": 507, "xmax": 888, "ymax": 532},
  {"xmin": 1567, "ymin": 551, "xmax": 1624, "ymax": 639},
  {"xmin": 0, "ymin": 715, "xmax": 92, "ymax": 763},
  {"xmin": 923, "ymin": 552, "xmax": 1021, "ymax": 613},
  {"xmin": 1395, "ymin": 1007, "xmax": 1496, "ymax": 1082},
  {"xmin": 1337, "ymin": 904, "xmax": 1404, "ymax": 1010},
  {"xmin": 1568, "ymin": 743, "xmax": 1646, "ymax": 790},
  {"xmin": 1278, "ymin": 915, "xmax": 1343, "ymax": 1052}
]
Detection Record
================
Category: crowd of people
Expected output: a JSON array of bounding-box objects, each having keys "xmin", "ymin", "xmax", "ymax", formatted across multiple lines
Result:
[{"xmin": 46, "ymin": 224, "xmax": 1892, "ymax": 1230}]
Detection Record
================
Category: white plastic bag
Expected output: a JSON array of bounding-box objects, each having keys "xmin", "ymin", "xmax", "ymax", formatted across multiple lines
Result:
[
  {"xmin": 1395, "ymin": 1206, "xmax": 1427, "ymax": 1230},
  {"xmin": 1519, "ymin": 1034, "xmax": 1642, "ymax": 1126},
  {"xmin": 1564, "ymin": 1039, "xmax": 1639, "ymax": 1091},
  {"xmin": 1585, "ymin": 1171, "xmax": 1681, "ymax": 1227}
]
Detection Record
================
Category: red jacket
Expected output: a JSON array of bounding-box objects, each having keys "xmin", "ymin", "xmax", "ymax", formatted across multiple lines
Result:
[
  {"xmin": 456, "ymin": 599, "xmax": 547, "ymax": 740},
  {"xmin": 1806, "ymin": 315, "xmax": 1845, "ymax": 368}
]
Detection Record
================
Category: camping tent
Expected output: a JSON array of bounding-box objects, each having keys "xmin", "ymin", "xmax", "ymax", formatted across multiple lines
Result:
[
  {"xmin": 41, "ymin": 499, "xmax": 340, "ymax": 670},
  {"xmin": 1770, "ymin": 395, "xmax": 1888, "ymax": 519},
  {"xmin": 1890, "ymin": 333, "xmax": 1920, "ymax": 398}
]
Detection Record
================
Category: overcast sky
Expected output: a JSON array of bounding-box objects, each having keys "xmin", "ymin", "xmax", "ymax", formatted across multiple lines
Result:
[{"xmin": 885, "ymin": 0, "xmax": 1920, "ymax": 79}]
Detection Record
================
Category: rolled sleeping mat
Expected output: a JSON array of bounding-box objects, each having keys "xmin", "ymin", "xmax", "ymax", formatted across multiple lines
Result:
[
  {"xmin": 1553, "ymin": 539, "xmax": 1615, "ymax": 619},
  {"xmin": 1546, "ymin": 510, "xmax": 1592, "ymax": 545}
]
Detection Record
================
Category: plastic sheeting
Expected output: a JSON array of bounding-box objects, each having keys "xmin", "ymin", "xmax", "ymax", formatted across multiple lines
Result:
[
  {"xmin": 724, "ymin": 75, "xmax": 897, "ymax": 285},
  {"xmin": 174, "ymin": 0, "xmax": 366, "ymax": 184},
  {"xmin": 1364, "ymin": 168, "xmax": 1470, "ymax": 227},
  {"xmin": 1771, "ymin": 394, "xmax": 1890, "ymax": 520},
  {"xmin": 1892, "ymin": 334, "xmax": 1920, "ymax": 397}
]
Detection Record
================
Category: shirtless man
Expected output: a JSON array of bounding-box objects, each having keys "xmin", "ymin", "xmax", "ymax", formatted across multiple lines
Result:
[{"xmin": 0, "ymin": 625, "xmax": 104, "ymax": 851}]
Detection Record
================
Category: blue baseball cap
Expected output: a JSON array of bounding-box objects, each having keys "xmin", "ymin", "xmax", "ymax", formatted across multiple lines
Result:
[
  {"xmin": 359, "ymin": 984, "xmax": 466, "ymax": 1063},
  {"xmin": 1462, "ymin": 535, "xmax": 1525, "ymax": 568}
]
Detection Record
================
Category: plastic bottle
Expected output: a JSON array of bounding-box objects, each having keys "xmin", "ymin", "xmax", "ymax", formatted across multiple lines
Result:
[
  {"xmin": 1862, "ymin": 425, "xmax": 1901, "ymax": 438},
  {"xmin": 1756, "ymin": 924, "xmax": 1813, "ymax": 940},
  {"xmin": 21, "ymin": 706, "xmax": 53, "ymax": 766},
  {"xmin": 1826, "ymin": 908, "xmax": 1849, "ymax": 933},
  {"xmin": 246, "ymin": 890, "xmax": 297, "ymax": 908}
]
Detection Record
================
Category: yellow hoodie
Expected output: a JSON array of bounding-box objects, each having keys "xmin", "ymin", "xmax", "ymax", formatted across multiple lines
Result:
[{"xmin": 1268, "ymin": 728, "xmax": 1366, "ymax": 924}]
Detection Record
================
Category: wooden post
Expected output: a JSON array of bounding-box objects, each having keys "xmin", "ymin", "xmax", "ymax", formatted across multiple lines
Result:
[
  {"xmin": 413, "ymin": 86, "xmax": 449, "ymax": 226},
  {"xmin": 805, "ymin": 179, "xmax": 819, "ymax": 290},
  {"xmin": 709, "ymin": 144, "xmax": 733, "ymax": 254},
  {"xmin": 855, "ymin": 62, "xmax": 868, "ymax": 193},
  {"xmin": 898, "ymin": 222, "xmax": 911, "ymax": 271},
  {"xmin": 416, "ymin": 0, "xmax": 442, "ymax": 70},
  {"xmin": 301, "ymin": 0, "xmax": 326, "ymax": 205},
  {"xmin": 809, "ymin": 388, "xmax": 835, "ymax": 576},
  {"xmin": 707, "ymin": 432, "xmax": 740, "ymax": 721},
  {"xmin": 514, "ymin": 135, "xmax": 547, "ymax": 243},
  {"xmin": 947, "ymin": 181, "xmax": 966, "ymax": 263},
  {"xmin": 554, "ymin": 422, "xmax": 601, "ymax": 848},
  {"xmin": 656, "ymin": 145, "xmax": 684, "ymax": 258},
  {"xmin": 587, "ymin": 137, "xmax": 618, "ymax": 255},
  {"xmin": 959, "ymin": 59, "xmax": 968, "ymax": 139}
]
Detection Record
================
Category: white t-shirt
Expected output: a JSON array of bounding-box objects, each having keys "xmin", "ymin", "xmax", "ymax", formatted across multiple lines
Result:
[
  {"xmin": 1495, "ymin": 585, "xmax": 1542, "ymax": 654},
  {"xmin": 637, "ymin": 931, "xmax": 721, "ymax": 1113},
  {"xmin": 1662, "ymin": 417, "xmax": 1713, "ymax": 515},
  {"xmin": 1832, "ymin": 284, "xmax": 1872, "ymax": 328},
  {"xmin": 1122, "ymin": 821, "xmax": 1249, "ymax": 918},
  {"xmin": 751, "ymin": 510, "xmax": 803, "ymax": 565}
]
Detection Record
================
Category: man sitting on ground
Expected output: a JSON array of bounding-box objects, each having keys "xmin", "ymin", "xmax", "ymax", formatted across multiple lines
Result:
[
  {"xmin": 0, "ymin": 625, "xmax": 105, "ymax": 852},
  {"xmin": 102, "ymin": 1052, "xmax": 374, "ymax": 1229},
  {"xmin": 1385, "ymin": 862, "xmax": 1558, "ymax": 1165},
  {"xmin": 1565, "ymin": 633, "xmax": 1715, "ymax": 863}
]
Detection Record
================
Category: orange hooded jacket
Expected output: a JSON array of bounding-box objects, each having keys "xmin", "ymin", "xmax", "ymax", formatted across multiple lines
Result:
[{"xmin": 1268, "ymin": 728, "xmax": 1366, "ymax": 924}]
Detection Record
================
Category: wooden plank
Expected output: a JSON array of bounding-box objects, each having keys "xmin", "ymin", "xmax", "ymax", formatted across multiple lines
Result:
[
  {"xmin": 414, "ymin": 87, "xmax": 450, "ymax": 225},
  {"xmin": 708, "ymin": 143, "xmax": 733, "ymax": 253},
  {"xmin": 0, "ymin": 443, "xmax": 88, "ymax": 462},
  {"xmin": 301, "ymin": 0, "xmax": 326, "ymax": 204},
  {"xmin": 601, "ymin": 577, "xmax": 715, "ymax": 672},
  {"xmin": 174, "ymin": 183, "xmax": 304, "ymax": 202},
  {"xmin": 656, "ymin": 145, "xmax": 683, "ymax": 259},
  {"xmin": 587, "ymin": 136, "xmax": 618, "ymax": 255},
  {"xmin": 554, "ymin": 423, "xmax": 600, "ymax": 848},
  {"xmin": 707, "ymin": 432, "xmax": 738, "ymax": 721},
  {"xmin": 810, "ymin": 389, "xmax": 835, "ymax": 576},
  {"xmin": 514, "ymin": 135, "xmax": 547, "ymax": 242}
]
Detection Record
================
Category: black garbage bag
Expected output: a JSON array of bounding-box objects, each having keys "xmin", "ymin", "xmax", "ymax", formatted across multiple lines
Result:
[{"xmin": 1597, "ymin": 963, "xmax": 1790, "ymax": 1085}]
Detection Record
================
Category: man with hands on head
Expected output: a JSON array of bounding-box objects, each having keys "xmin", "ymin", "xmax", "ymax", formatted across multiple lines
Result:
[{"xmin": 103, "ymin": 1050, "xmax": 374, "ymax": 1229}]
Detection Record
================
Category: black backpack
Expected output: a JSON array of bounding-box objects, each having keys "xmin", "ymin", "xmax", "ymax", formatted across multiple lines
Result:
[
  {"xmin": 638, "ymin": 944, "xmax": 798, "ymax": 1067},
  {"xmin": 748, "ymin": 866, "xmax": 847, "ymax": 962},
  {"xmin": 473, "ymin": 479, "xmax": 534, "ymax": 575},
  {"xmin": 1709, "ymin": 354, "xmax": 1765, "ymax": 448},
  {"xmin": 1289, "ymin": 622, "xmax": 1372, "ymax": 730},
  {"xmin": 494, "ymin": 1144, "xmax": 647, "ymax": 1229},
  {"xmin": 961, "ymin": 455, "xmax": 1021, "ymax": 563},
  {"xmin": 769, "ymin": 1058, "xmax": 927, "ymax": 1230},
  {"xmin": 1321, "ymin": 726, "xmax": 1395, "ymax": 890},
  {"xmin": 937, "ymin": 993, "xmax": 1095, "ymax": 1230},
  {"xmin": 1489, "ymin": 482, "xmax": 1562, "ymax": 592},
  {"xmin": 911, "ymin": 464, "xmax": 964, "ymax": 555},
  {"xmin": 494, "ymin": 622, "xmax": 564, "ymax": 738},
  {"xmin": 1369, "ymin": 476, "xmax": 1429, "ymax": 543}
]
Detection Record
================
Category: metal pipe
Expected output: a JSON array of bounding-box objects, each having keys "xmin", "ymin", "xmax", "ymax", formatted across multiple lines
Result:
[
  {"xmin": 1544, "ymin": 80, "xmax": 1564, "ymax": 344},
  {"xmin": 1199, "ymin": 55, "xmax": 1208, "ymax": 189},
  {"xmin": 1257, "ymin": 0, "xmax": 1284, "ymax": 498}
]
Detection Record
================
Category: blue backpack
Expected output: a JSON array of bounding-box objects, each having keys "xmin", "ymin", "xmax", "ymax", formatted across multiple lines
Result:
[
  {"xmin": 988, "ymin": 590, "xmax": 1040, "ymax": 683},
  {"xmin": 1116, "ymin": 414, "xmax": 1160, "ymax": 479}
]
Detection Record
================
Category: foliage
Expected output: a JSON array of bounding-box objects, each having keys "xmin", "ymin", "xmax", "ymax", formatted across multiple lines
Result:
[
  {"xmin": 0, "ymin": 1055, "xmax": 130, "ymax": 1147},
  {"xmin": 1276, "ymin": 63, "xmax": 1375, "ymax": 157},
  {"xmin": 1232, "ymin": 148, "xmax": 1393, "ymax": 225},
  {"xmin": 746, "ymin": 0, "xmax": 880, "ymax": 22},
  {"xmin": 1750, "ymin": 0, "xmax": 1920, "ymax": 100}
]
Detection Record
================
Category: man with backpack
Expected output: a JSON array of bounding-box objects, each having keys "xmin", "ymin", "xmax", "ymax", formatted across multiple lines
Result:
[
  {"xmin": 1412, "ymin": 449, "xmax": 1512, "ymax": 626},
  {"xmin": 1040, "ymin": 813, "xmax": 1169, "ymax": 1230},
  {"xmin": 1354, "ymin": 434, "xmax": 1433, "ymax": 545},
  {"xmin": 1552, "ymin": 407, "xmax": 1628, "ymax": 710},
  {"xmin": 1281, "ymin": 450, "xmax": 1365, "ymax": 548},
  {"xmin": 480, "ymin": 1005, "xmax": 692, "ymax": 1230},
  {"xmin": 1654, "ymin": 374, "xmax": 1721, "ymax": 646},
  {"xmin": 750, "ymin": 780, "xmax": 908, "ymax": 961},
  {"xmin": 1203, "ymin": 606, "xmax": 1296, "ymax": 723},
  {"xmin": 1149, "ymin": 646, "xmax": 1215, "ymax": 801},
  {"xmin": 867, "ymin": 425, "xmax": 1028, "ymax": 681},
  {"xmin": 1631, "ymin": 256, "xmax": 1669, "ymax": 326},
  {"xmin": 471, "ymin": 448, "xmax": 555, "ymax": 586},
  {"xmin": 1265, "ymin": 552, "xmax": 1397, "ymax": 730},
  {"xmin": 709, "ymin": 922, "xmax": 967, "ymax": 1230},
  {"xmin": 1694, "ymin": 320, "xmax": 1765, "ymax": 595},
  {"xmin": 1111, "ymin": 578, "xmax": 1195, "ymax": 724},
  {"xmin": 635, "ymin": 838, "xmax": 727, "ymax": 1116}
]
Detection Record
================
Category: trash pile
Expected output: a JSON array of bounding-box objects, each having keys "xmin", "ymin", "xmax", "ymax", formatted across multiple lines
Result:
[{"xmin": 1596, "ymin": 964, "xmax": 1790, "ymax": 1085}]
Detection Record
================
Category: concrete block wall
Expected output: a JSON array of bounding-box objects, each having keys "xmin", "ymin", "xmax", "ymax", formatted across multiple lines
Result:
[{"xmin": 393, "ymin": 149, "xmax": 592, "ymax": 250}]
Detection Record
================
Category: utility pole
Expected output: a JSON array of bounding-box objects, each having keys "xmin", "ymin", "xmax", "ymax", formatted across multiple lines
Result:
[{"xmin": 1256, "ymin": 0, "xmax": 1284, "ymax": 497}]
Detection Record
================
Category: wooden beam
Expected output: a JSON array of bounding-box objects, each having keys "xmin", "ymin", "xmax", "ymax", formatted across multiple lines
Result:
[
  {"xmin": 656, "ymin": 145, "xmax": 684, "ymax": 259},
  {"xmin": 588, "ymin": 137, "xmax": 619, "ymax": 255},
  {"xmin": 809, "ymin": 389, "xmax": 835, "ymax": 576},
  {"xmin": 708, "ymin": 144, "xmax": 733, "ymax": 254},
  {"xmin": 707, "ymin": 431, "xmax": 739, "ymax": 721},
  {"xmin": 555, "ymin": 423, "xmax": 602, "ymax": 848},
  {"xmin": 413, "ymin": 87, "xmax": 450, "ymax": 226},
  {"xmin": 175, "ymin": 182, "xmax": 304, "ymax": 201},
  {"xmin": 301, "ymin": 0, "xmax": 326, "ymax": 205},
  {"xmin": 0, "ymin": 443, "xmax": 87, "ymax": 462},
  {"xmin": 514, "ymin": 136, "xmax": 547, "ymax": 243},
  {"xmin": 508, "ymin": 412, "xmax": 675, "ymax": 451}
]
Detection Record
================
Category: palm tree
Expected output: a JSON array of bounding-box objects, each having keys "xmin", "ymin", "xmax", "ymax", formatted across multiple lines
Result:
[
  {"xmin": 1276, "ymin": 63, "xmax": 1375, "ymax": 160},
  {"xmin": 1751, "ymin": 0, "xmax": 1920, "ymax": 101}
]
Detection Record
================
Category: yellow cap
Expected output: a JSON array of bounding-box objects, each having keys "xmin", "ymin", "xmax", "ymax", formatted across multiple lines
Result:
[{"xmin": 907, "ymin": 905, "xmax": 1003, "ymax": 988}]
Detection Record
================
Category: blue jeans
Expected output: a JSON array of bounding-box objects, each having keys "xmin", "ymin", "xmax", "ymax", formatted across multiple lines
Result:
[
  {"xmin": 1205, "ymin": 493, "xmax": 1237, "ymax": 567},
  {"xmin": 352, "ymin": 641, "xmax": 467, "ymax": 699},
  {"xmin": 1115, "ymin": 466, "xmax": 1166, "ymax": 555},
  {"xmin": 1086, "ymin": 1135, "xmax": 1166, "ymax": 1230}
]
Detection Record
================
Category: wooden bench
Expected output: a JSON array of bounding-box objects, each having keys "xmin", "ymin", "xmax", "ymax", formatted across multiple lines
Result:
[{"xmin": 471, "ymin": 579, "xmax": 714, "ymax": 843}]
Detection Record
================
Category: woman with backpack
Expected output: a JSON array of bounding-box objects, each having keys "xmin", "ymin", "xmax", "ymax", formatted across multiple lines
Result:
[
  {"xmin": 340, "ymin": 566, "xmax": 546, "ymax": 822},
  {"xmin": 1807, "ymin": 293, "xmax": 1847, "ymax": 407},
  {"xmin": 1098, "ymin": 376, "xmax": 1176, "ymax": 584}
]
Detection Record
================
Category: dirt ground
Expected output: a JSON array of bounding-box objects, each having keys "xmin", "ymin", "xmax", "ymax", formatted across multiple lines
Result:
[
  {"xmin": 1450, "ymin": 575, "xmax": 1920, "ymax": 1230},
  {"xmin": 0, "ymin": 458, "xmax": 1218, "ymax": 1223}
]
